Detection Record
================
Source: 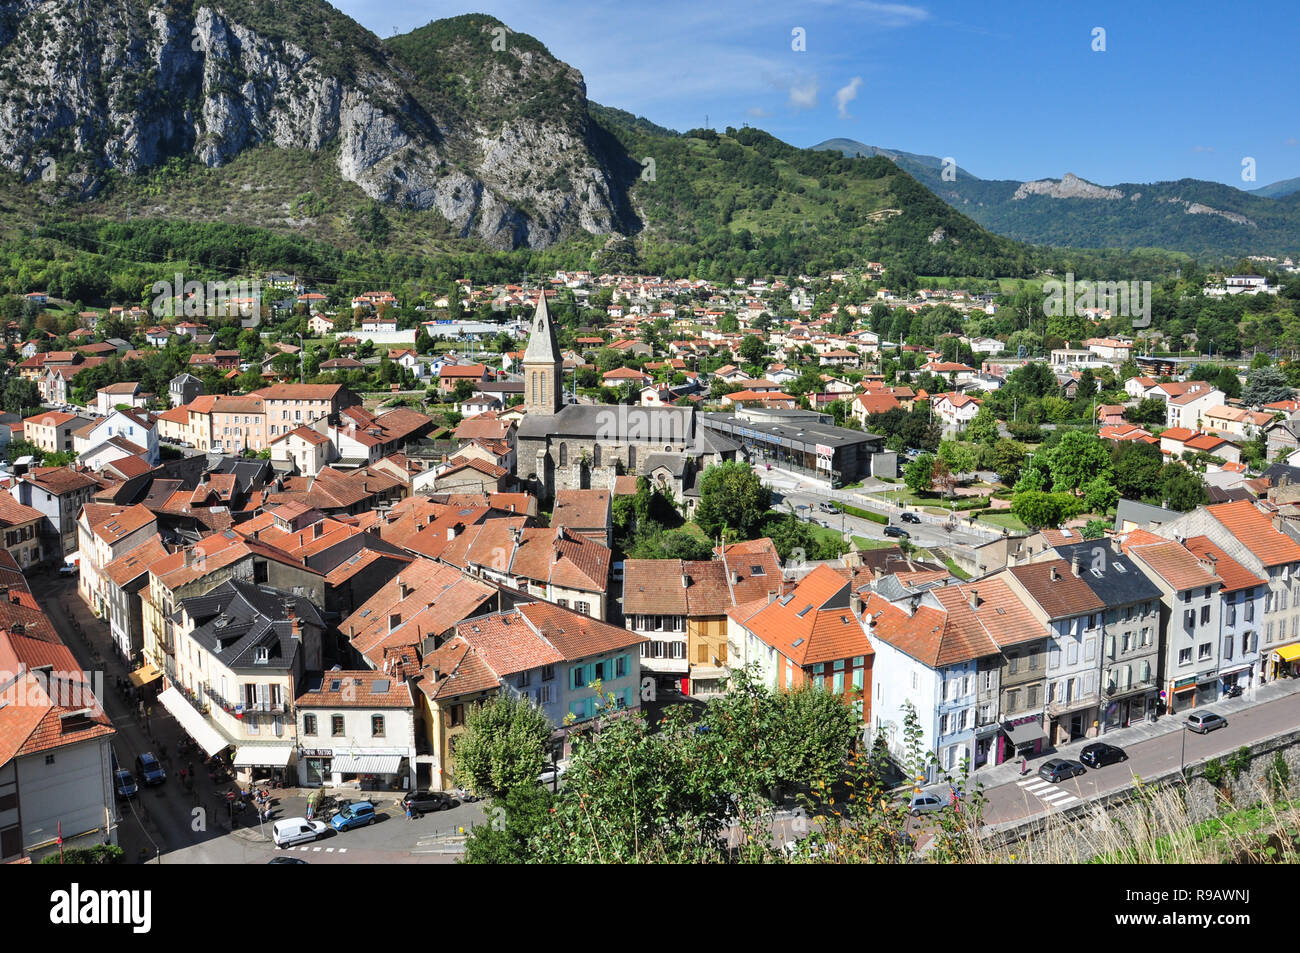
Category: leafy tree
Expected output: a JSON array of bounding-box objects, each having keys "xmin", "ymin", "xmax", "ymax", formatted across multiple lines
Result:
[
  {"xmin": 738, "ymin": 334, "xmax": 766, "ymax": 366},
  {"xmin": 903, "ymin": 453, "xmax": 936, "ymax": 495},
  {"xmin": 462, "ymin": 784, "xmax": 554, "ymax": 865},
  {"xmin": 450, "ymin": 695, "xmax": 553, "ymax": 801},
  {"xmin": 938, "ymin": 440, "xmax": 976, "ymax": 480},
  {"xmin": 1082, "ymin": 476, "xmax": 1120, "ymax": 514},
  {"xmin": 1159, "ymin": 461, "xmax": 1208, "ymax": 511},
  {"xmin": 1076, "ymin": 368, "xmax": 1097, "ymax": 402},
  {"xmin": 1043, "ymin": 430, "xmax": 1113, "ymax": 495},
  {"xmin": 991, "ymin": 438, "xmax": 1026, "ymax": 486},
  {"xmin": 1010, "ymin": 490, "xmax": 1080, "ymax": 530},
  {"xmin": 1125, "ymin": 397, "xmax": 1166, "ymax": 425},
  {"xmin": 1243, "ymin": 367, "xmax": 1295, "ymax": 407},
  {"xmin": 695, "ymin": 461, "xmax": 771, "ymax": 539},
  {"xmin": 1111, "ymin": 440, "xmax": 1163, "ymax": 502},
  {"xmin": 2, "ymin": 377, "xmax": 40, "ymax": 415},
  {"xmin": 1081, "ymin": 518, "xmax": 1109, "ymax": 540},
  {"xmin": 965, "ymin": 404, "xmax": 998, "ymax": 444}
]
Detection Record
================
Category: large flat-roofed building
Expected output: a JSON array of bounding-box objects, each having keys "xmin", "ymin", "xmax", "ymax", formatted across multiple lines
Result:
[{"xmin": 698, "ymin": 408, "xmax": 883, "ymax": 486}]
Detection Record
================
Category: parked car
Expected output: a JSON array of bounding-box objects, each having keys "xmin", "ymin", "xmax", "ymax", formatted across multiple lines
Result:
[
  {"xmin": 454, "ymin": 787, "xmax": 481, "ymax": 804},
  {"xmin": 58, "ymin": 565, "xmax": 78, "ymax": 577},
  {"xmin": 267, "ymin": 856, "xmax": 310, "ymax": 864},
  {"xmin": 1038, "ymin": 758, "xmax": 1086, "ymax": 783},
  {"xmin": 883, "ymin": 526, "xmax": 910, "ymax": 539},
  {"xmin": 135, "ymin": 752, "xmax": 166, "ymax": 786},
  {"xmin": 818, "ymin": 501, "xmax": 838, "ymax": 514},
  {"xmin": 1186, "ymin": 711, "xmax": 1228, "ymax": 734},
  {"xmin": 329, "ymin": 801, "xmax": 377, "ymax": 831},
  {"xmin": 1079, "ymin": 743, "xmax": 1127, "ymax": 768},
  {"xmin": 401, "ymin": 790, "xmax": 458, "ymax": 816},
  {"xmin": 900, "ymin": 512, "xmax": 921, "ymax": 524},
  {"xmin": 538, "ymin": 763, "xmax": 569, "ymax": 786},
  {"xmin": 908, "ymin": 793, "xmax": 945, "ymax": 816},
  {"xmin": 114, "ymin": 769, "xmax": 138, "ymax": 799},
  {"xmin": 271, "ymin": 817, "xmax": 328, "ymax": 849}
]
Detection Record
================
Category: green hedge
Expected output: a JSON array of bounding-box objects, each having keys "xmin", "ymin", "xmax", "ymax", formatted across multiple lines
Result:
[{"xmin": 840, "ymin": 504, "xmax": 889, "ymax": 525}]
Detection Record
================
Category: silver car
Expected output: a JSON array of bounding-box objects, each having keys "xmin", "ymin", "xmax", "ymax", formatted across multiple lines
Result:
[{"xmin": 908, "ymin": 793, "xmax": 945, "ymax": 816}]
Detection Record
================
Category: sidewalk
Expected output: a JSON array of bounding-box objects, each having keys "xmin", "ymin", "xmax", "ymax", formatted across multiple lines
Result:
[{"xmin": 971, "ymin": 675, "xmax": 1300, "ymax": 790}]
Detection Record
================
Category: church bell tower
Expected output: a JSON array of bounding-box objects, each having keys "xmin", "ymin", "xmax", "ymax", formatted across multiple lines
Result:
[{"xmin": 522, "ymin": 291, "xmax": 563, "ymax": 416}]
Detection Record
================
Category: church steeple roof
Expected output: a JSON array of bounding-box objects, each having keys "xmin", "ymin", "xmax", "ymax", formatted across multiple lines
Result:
[{"xmin": 522, "ymin": 293, "xmax": 559, "ymax": 365}]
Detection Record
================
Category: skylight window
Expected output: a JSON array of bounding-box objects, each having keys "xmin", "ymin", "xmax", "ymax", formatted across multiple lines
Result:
[
  {"xmin": 751, "ymin": 565, "xmax": 765, "ymax": 576},
  {"xmin": 1114, "ymin": 564, "xmax": 1127, "ymax": 573},
  {"xmin": 797, "ymin": 605, "xmax": 813, "ymax": 617},
  {"xmin": 792, "ymin": 638, "xmax": 805, "ymax": 647}
]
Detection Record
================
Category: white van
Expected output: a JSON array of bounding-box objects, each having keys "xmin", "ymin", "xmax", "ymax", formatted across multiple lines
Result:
[{"xmin": 272, "ymin": 817, "xmax": 328, "ymax": 849}]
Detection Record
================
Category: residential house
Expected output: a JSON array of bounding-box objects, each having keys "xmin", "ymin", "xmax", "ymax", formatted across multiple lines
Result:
[
  {"xmin": 1182, "ymin": 536, "xmax": 1266, "ymax": 695},
  {"xmin": 10, "ymin": 466, "xmax": 101, "ymax": 562},
  {"xmin": 294, "ymin": 669, "xmax": 416, "ymax": 789}
]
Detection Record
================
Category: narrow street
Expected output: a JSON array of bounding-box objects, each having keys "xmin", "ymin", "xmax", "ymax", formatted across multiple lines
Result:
[{"xmin": 38, "ymin": 572, "xmax": 484, "ymax": 864}]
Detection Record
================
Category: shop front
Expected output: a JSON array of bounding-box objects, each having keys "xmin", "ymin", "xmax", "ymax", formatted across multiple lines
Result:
[
  {"xmin": 232, "ymin": 744, "xmax": 295, "ymax": 786},
  {"xmin": 326, "ymin": 751, "xmax": 411, "ymax": 791},
  {"xmin": 1165, "ymin": 676, "xmax": 1197, "ymax": 714},
  {"xmin": 1270, "ymin": 643, "xmax": 1300, "ymax": 679},
  {"xmin": 300, "ymin": 748, "xmax": 333, "ymax": 787},
  {"xmin": 1219, "ymin": 663, "xmax": 1253, "ymax": 694},
  {"xmin": 998, "ymin": 716, "xmax": 1048, "ymax": 765},
  {"xmin": 1195, "ymin": 673, "xmax": 1220, "ymax": 706}
]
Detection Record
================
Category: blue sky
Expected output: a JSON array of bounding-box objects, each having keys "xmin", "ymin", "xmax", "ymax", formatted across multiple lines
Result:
[{"xmin": 334, "ymin": 0, "xmax": 1299, "ymax": 189}]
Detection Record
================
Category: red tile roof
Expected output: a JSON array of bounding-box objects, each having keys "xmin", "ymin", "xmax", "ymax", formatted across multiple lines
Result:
[{"xmin": 1207, "ymin": 500, "xmax": 1300, "ymax": 567}]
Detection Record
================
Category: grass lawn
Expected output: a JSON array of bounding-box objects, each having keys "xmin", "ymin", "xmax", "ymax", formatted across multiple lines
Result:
[
  {"xmin": 978, "ymin": 512, "xmax": 1029, "ymax": 532},
  {"xmin": 851, "ymin": 536, "xmax": 897, "ymax": 551},
  {"xmin": 938, "ymin": 553, "xmax": 973, "ymax": 581}
]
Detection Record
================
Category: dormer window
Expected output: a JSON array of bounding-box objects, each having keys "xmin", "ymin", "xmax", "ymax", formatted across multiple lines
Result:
[{"xmin": 254, "ymin": 646, "xmax": 269, "ymax": 664}]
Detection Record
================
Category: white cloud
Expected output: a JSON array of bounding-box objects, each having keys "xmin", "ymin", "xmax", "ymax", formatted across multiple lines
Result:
[
  {"xmin": 747, "ymin": 106, "xmax": 773, "ymax": 118},
  {"xmin": 788, "ymin": 77, "xmax": 819, "ymax": 111},
  {"xmin": 835, "ymin": 76, "xmax": 863, "ymax": 119}
]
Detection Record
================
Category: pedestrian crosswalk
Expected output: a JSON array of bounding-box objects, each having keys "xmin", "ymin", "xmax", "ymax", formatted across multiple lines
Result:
[
  {"xmin": 294, "ymin": 845, "xmax": 348, "ymax": 852},
  {"xmin": 1016, "ymin": 776, "xmax": 1080, "ymax": 809}
]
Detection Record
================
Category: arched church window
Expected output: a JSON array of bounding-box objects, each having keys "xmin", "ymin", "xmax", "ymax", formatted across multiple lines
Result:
[
  {"xmin": 559, "ymin": 443, "xmax": 568, "ymax": 466},
  {"xmin": 593, "ymin": 444, "xmax": 601, "ymax": 467}
]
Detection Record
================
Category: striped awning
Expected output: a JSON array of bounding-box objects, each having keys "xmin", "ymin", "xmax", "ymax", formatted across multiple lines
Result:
[{"xmin": 329, "ymin": 754, "xmax": 402, "ymax": 774}]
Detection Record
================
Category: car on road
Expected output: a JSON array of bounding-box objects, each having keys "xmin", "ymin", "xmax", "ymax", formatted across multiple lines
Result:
[
  {"xmin": 1186, "ymin": 711, "xmax": 1228, "ymax": 734},
  {"xmin": 58, "ymin": 565, "xmax": 78, "ymax": 577},
  {"xmin": 114, "ymin": 769, "xmax": 138, "ymax": 799},
  {"xmin": 329, "ymin": 800, "xmax": 377, "ymax": 831},
  {"xmin": 883, "ymin": 526, "xmax": 910, "ymax": 539},
  {"xmin": 818, "ymin": 501, "xmax": 838, "ymax": 514},
  {"xmin": 1038, "ymin": 758, "xmax": 1086, "ymax": 783},
  {"xmin": 135, "ymin": 752, "xmax": 166, "ymax": 786},
  {"xmin": 900, "ymin": 512, "xmax": 921, "ymax": 524},
  {"xmin": 272, "ymin": 818, "xmax": 328, "ymax": 849},
  {"xmin": 267, "ymin": 856, "xmax": 310, "ymax": 864},
  {"xmin": 907, "ymin": 793, "xmax": 945, "ymax": 816},
  {"xmin": 1079, "ymin": 743, "xmax": 1127, "ymax": 768},
  {"xmin": 538, "ymin": 763, "xmax": 568, "ymax": 786},
  {"xmin": 401, "ymin": 790, "xmax": 458, "ymax": 816}
]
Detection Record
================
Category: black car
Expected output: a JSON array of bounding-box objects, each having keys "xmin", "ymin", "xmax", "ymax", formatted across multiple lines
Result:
[
  {"xmin": 1079, "ymin": 743, "xmax": 1127, "ymax": 768},
  {"xmin": 401, "ymin": 790, "xmax": 458, "ymax": 816},
  {"xmin": 267, "ymin": 856, "xmax": 309, "ymax": 864},
  {"xmin": 883, "ymin": 526, "xmax": 910, "ymax": 539},
  {"xmin": 1038, "ymin": 758, "xmax": 1086, "ymax": 783},
  {"xmin": 900, "ymin": 512, "xmax": 921, "ymax": 524}
]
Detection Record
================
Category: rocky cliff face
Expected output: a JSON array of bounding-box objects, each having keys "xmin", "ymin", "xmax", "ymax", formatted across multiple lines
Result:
[{"xmin": 0, "ymin": 2, "xmax": 635, "ymax": 249}]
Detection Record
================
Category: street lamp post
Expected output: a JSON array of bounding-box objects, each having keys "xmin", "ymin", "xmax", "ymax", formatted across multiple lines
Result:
[{"xmin": 1179, "ymin": 722, "xmax": 1188, "ymax": 780}]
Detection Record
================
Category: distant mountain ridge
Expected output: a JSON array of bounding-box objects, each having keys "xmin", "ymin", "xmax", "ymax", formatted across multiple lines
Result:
[{"xmin": 813, "ymin": 138, "xmax": 1300, "ymax": 259}]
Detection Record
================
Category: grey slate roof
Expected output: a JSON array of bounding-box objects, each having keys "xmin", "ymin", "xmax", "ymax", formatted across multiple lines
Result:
[
  {"xmin": 1113, "ymin": 498, "xmax": 1181, "ymax": 533},
  {"xmin": 1052, "ymin": 540, "xmax": 1163, "ymax": 605},
  {"xmin": 176, "ymin": 580, "xmax": 323, "ymax": 673}
]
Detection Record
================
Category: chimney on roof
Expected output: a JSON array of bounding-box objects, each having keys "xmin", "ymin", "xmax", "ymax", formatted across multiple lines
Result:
[
  {"xmin": 682, "ymin": 572, "xmax": 691, "ymax": 588},
  {"xmin": 1070, "ymin": 553, "xmax": 1081, "ymax": 577},
  {"xmin": 184, "ymin": 548, "xmax": 195, "ymax": 568},
  {"xmin": 969, "ymin": 588, "xmax": 980, "ymax": 610},
  {"xmin": 850, "ymin": 590, "xmax": 863, "ymax": 617},
  {"xmin": 1050, "ymin": 565, "xmax": 1060, "ymax": 582},
  {"xmin": 909, "ymin": 595, "xmax": 920, "ymax": 616}
]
